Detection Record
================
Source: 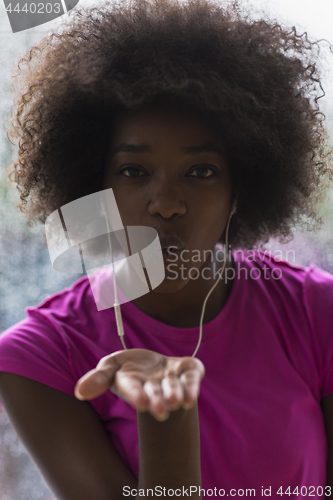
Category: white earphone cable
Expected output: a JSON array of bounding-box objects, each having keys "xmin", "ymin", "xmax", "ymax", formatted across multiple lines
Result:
[
  {"xmin": 101, "ymin": 199, "xmax": 127, "ymax": 350},
  {"xmin": 191, "ymin": 207, "xmax": 233, "ymax": 357}
]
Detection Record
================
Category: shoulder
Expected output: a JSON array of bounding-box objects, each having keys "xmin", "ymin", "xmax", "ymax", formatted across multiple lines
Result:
[
  {"xmin": 21, "ymin": 267, "xmax": 118, "ymax": 349},
  {"xmin": 233, "ymin": 247, "xmax": 333, "ymax": 293},
  {"xmin": 0, "ymin": 270, "xmax": 119, "ymax": 407},
  {"xmin": 232, "ymin": 248, "xmax": 308, "ymax": 302},
  {"xmin": 27, "ymin": 272, "xmax": 94, "ymax": 324},
  {"xmin": 232, "ymin": 247, "xmax": 333, "ymax": 324},
  {"xmin": 301, "ymin": 262, "xmax": 333, "ymax": 341}
]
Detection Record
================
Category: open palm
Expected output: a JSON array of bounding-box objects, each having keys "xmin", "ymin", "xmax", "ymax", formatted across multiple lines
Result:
[{"xmin": 74, "ymin": 348, "xmax": 205, "ymax": 421}]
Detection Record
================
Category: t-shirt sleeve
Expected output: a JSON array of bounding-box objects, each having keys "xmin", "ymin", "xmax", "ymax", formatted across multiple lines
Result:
[
  {"xmin": 0, "ymin": 308, "xmax": 77, "ymax": 410},
  {"xmin": 303, "ymin": 264, "xmax": 333, "ymax": 398}
]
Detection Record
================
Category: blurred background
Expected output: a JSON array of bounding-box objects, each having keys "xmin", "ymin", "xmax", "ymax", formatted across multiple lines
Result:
[{"xmin": 0, "ymin": 0, "xmax": 332, "ymax": 498}]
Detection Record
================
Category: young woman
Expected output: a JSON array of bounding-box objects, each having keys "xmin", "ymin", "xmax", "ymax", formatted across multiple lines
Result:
[{"xmin": 0, "ymin": 0, "xmax": 333, "ymax": 498}]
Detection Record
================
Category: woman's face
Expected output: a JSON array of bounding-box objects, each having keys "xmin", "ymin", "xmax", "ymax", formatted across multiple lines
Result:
[{"xmin": 103, "ymin": 104, "xmax": 233, "ymax": 293}]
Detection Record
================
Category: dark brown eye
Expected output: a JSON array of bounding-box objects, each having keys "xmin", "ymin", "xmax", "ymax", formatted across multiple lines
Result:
[
  {"xmin": 189, "ymin": 167, "xmax": 216, "ymax": 178},
  {"xmin": 119, "ymin": 167, "xmax": 145, "ymax": 177}
]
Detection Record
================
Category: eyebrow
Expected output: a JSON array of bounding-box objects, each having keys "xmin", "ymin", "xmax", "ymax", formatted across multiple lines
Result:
[{"xmin": 111, "ymin": 143, "xmax": 225, "ymax": 157}]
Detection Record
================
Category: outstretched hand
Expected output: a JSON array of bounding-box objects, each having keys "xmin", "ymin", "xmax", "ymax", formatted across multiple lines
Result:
[{"xmin": 74, "ymin": 348, "xmax": 205, "ymax": 421}]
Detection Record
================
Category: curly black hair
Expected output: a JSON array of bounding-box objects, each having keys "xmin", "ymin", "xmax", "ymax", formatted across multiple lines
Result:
[{"xmin": 5, "ymin": 0, "xmax": 333, "ymax": 249}]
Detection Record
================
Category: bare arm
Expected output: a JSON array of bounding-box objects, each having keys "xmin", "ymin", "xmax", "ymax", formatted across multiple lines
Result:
[
  {"xmin": 321, "ymin": 392, "xmax": 333, "ymax": 497},
  {"xmin": 0, "ymin": 372, "xmax": 137, "ymax": 500}
]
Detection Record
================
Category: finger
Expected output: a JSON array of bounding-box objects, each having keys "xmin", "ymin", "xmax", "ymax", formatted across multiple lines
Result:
[
  {"xmin": 161, "ymin": 375, "xmax": 183, "ymax": 410},
  {"xmin": 75, "ymin": 369, "xmax": 112, "ymax": 400},
  {"xmin": 144, "ymin": 380, "xmax": 169, "ymax": 421},
  {"xmin": 74, "ymin": 356, "xmax": 119, "ymax": 400},
  {"xmin": 180, "ymin": 369, "xmax": 202, "ymax": 409},
  {"xmin": 114, "ymin": 372, "xmax": 149, "ymax": 412}
]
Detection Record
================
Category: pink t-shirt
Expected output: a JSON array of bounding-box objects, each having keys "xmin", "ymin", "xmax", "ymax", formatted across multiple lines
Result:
[{"xmin": 1, "ymin": 248, "xmax": 333, "ymax": 497}]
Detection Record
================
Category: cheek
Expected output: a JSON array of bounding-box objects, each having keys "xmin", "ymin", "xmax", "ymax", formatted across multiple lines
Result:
[
  {"xmin": 106, "ymin": 183, "xmax": 139, "ymax": 217},
  {"xmin": 194, "ymin": 195, "xmax": 230, "ymax": 230}
]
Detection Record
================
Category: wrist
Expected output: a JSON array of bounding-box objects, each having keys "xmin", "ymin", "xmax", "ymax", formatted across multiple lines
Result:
[{"xmin": 137, "ymin": 403, "xmax": 202, "ymax": 495}]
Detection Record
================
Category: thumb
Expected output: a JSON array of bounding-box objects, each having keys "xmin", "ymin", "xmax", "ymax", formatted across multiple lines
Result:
[{"xmin": 75, "ymin": 363, "xmax": 118, "ymax": 400}]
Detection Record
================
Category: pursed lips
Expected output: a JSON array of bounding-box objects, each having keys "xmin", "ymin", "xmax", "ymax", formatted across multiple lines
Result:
[{"xmin": 158, "ymin": 235, "xmax": 185, "ymax": 251}]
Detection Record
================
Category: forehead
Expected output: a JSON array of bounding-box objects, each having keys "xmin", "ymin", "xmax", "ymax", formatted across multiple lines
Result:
[{"xmin": 109, "ymin": 104, "xmax": 222, "ymax": 145}]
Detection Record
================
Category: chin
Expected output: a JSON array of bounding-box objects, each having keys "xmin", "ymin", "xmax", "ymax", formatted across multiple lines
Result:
[{"xmin": 151, "ymin": 275, "xmax": 190, "ymax": 294}]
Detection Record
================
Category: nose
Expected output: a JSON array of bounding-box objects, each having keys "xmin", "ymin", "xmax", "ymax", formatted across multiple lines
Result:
[{"xmin": 147, "ymin": 178, "xmax": 187, "ymax": 219}]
